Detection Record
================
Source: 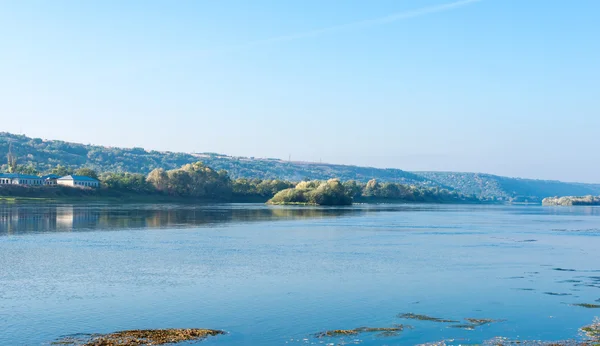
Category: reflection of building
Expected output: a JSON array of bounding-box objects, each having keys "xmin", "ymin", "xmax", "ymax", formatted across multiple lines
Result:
[
  {"xmin": 57, "ymin": 175, "xmax": 100, "ymax": 188},
  {"xmin": 56, "ymin": 206, "xmax": 75, "ymax": 229},
  {"xmin": 55, "ymin": 206, "xmax": 100, "ymax": 229},
  {"xmin": 0, "ymin": 205, "xmax": 58, "ymax": 233},
  {"xmin": 0, "ymin": 173, "xmax": 44, "ymax": 186}
]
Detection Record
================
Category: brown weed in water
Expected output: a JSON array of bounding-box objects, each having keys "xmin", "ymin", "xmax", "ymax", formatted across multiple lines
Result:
[
  {"xmin": 581, "ymin": 318, "xmax": 600, "ymax": 341},
  {"xmin": 572, "ymin": 303, "xmax": 600, "ymax": 309},
  {"xmin": 448, "ymin": 324, "xmax": 476, "ymax": 330},
  {"xmin": 472, "ymin": 318, "xmax": 600, "ymax": 346},
  {"xmin": 52, "ymin": 328, "xmax": 225, "ymax": 346},
  {"xmin": 464, "ymin": 318, "xmax": 504, "ymax": 326},
  {"xmin": 482, "ymin": 337, "xmax": 588, "ymax": 345},
  {"xmin": 398, "ymin": 313, "xmax": 458, "ymax": 323},
  {"xmin": 314, "ymin": 325, "xmax": 409, "ymax": 338},
  {"xmin": 448, "ymin": 318, "xmax": 504, "ymax": 330}
]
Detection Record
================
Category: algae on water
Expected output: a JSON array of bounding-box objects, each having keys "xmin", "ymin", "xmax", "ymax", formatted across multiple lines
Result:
[
  {"xmin": 397, "ymin": 313, "xmax": 458, "ymax": 323},
  {"xmin": 572, "ymin": 303, "xmax": 600, "ymax": 309},
  {"xmin": 314, "ymin": 325, "xmax": 409, "ymax": 338},
  {"xmin": 52, "ymin": 328, "xmax": 225, "ymax": 346},
  {"xmin": 464, "ymin": 318, "xmax": 504, "ymax": 326}
]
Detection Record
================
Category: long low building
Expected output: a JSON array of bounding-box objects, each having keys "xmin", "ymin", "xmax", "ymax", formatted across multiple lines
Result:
[
  {"xmin": 0, "ymin": 173, "xmax": 44, "ymax": 186},
  {"xmin": 57, "ymin": 175, "xmax": 100, "ymax": 188},
  {"xmin": 0, "ymin": 173, "xmax": 99, "ymax": 188}
]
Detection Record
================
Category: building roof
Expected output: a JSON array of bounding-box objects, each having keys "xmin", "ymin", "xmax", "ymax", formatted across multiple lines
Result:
[
  {"xmin": 58, "ymin": 175, "xmax": 99, "ymax": 182},
  {"xmin": 41, "ymin": 174, "xmax": 61, "ymax": 179},
  {"xmin": 0, "ymin": 173, "xmax": 42, "ymax": 179}
]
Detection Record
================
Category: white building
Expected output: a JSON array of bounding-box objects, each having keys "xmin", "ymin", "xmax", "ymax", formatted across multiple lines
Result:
[
  {"xmin": 57, "ymin": 175, "xmax": 100, "ymax": 188},
  {"xmin": 0, "ymin": 173, "xmax": 44, "ymax": 186}
]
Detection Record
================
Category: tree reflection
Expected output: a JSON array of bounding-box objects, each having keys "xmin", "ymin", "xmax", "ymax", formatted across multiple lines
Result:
[{"xmin": 0, "ymin": 204, "xmax": 368, "ymax": 235}]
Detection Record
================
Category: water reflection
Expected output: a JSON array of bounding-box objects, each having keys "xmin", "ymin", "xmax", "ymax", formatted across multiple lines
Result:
[
  {"xmin": 0, "ymin": 204, "xmax": 375, "ymax": 235},
  {"xmin": 2, "ymin": 203, "xmax": 599, "ymax": 235}
]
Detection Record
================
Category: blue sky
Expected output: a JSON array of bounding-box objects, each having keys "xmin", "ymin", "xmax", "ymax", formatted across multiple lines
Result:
[{"xmin": 1, "ymin": 0, "xmax": 599, "ymax": 182}]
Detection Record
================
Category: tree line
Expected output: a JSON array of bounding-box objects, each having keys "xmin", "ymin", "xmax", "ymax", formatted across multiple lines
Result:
[{"xmin": 2, "ymin": 160, "xmax": 481, "ymax": 204}]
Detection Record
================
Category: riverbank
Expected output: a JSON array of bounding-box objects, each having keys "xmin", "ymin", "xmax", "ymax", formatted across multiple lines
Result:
[
  {"xmin": 0, "ymin": 185, "xmax": 499, "ymax": 206},
  {"xmin": 0, "ymin": 185, "xmax": 240, "ymax": 204}
]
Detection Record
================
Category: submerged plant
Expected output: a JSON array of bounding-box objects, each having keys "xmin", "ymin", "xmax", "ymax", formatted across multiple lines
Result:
[
  {"xmin": 482, "ymin": 337, "xmax": 584, "ymax": 345},
  {"xmin": 314, "ymin": 325, "xmax": 409, "ymax": 338},
  {"xmin": 448, "ymin": 324, "xmax": 476, "ymax": 330},
  {"xmin": 398, "ymin": 313, "xmax": 458, "ymax": 323},
  {"xmin": 448, "ymin": 318, "xmax": 505, "ymax": 330},
  {"xmin": 581, "ymin": 318, "xmax": 600, "ymax": 341},
  {"xmin": 464, "ymin": 318, "xmax": 504, "ymax": 326},
  {"xmin": 572, "ymin": 303, "xmax": 600, "ymax": 309},
  {"xmin": 52, "ymin": 328, "xmax": 226, "ymax": 346}
]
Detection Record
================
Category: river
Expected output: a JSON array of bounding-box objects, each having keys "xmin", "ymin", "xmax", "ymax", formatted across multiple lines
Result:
[{"xmin": 1, "ymin": 203, "xmax": 599, "ymax": 345}]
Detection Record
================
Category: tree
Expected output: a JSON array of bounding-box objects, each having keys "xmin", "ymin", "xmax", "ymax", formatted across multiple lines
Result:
[
  {"xmin": 6, "ymin": 142, "xmax": 17, "ymax": 173},
  {"xmin": 308, "ymin": 179, "xmax": 352, "ymax": 205},
  {"xmin": 267, "ymin": 178, "xmax": 352, "ymax": 206},
  {"xmin": 147, "ymin": 168, "xmax": 169, "ymax": 192},
  {"xmin": 363, "ymin": 179, "xmax": 380, "ymax": 197},
  {"xmin": 16, "ymin": 164, "xmax": 39, "ymax": 175},
  {"xmin": 343, "ymin": 180, "xmax": 362, "ymax": 198},
  {"xmin": 74, "ymin": 167, "xmax": 98, "ymax": 179},
  {"xmin": 100, "ymin": 172, "xmax": 154, "ymax": 192},
  {"xmin": 51, "ymin": 164, "xmax": 72, "ymax": 177}
]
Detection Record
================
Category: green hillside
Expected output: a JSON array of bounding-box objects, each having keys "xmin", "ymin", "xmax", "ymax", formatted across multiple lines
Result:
[
  {"xmin": 415, "ymin": 171, "xmax": 600, "ymax": 201},
  {"xmin": 2, "ymin": 132, "xmax": 599, "ymax": 202},
  {"xmin": 0, "ymin": 132, "xmax": 431, "ymax": 185}
]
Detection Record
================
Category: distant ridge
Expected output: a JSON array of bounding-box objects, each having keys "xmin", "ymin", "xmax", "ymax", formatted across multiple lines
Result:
[{"xmin": 1, "ymin": 132, "xmax": 599, "ymax": 202}]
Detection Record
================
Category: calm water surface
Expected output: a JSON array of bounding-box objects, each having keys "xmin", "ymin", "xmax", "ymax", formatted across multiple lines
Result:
[{"xmin": 1, "ymin": 203, "xmax": 599, "ymax": 345}]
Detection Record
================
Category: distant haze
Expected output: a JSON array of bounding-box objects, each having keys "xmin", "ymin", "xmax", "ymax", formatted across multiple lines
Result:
[{"xmin": 1, "ymin": 0, "xmax": 599, "ymax": 183}]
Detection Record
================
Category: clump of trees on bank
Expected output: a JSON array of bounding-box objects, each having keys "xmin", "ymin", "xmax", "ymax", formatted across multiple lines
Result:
[
  {"xmin": 1, "ymin": 160, "xmax": 482, "ymax": 205},
  {"xmin": 266, "ymin": 178, "xmax": 479, "ymax": 205},
  {"xmin": 268, "ymin": 179, "xmax": 352, "ymax": 206},
  {"xmin": 542, "ymin": 195, "xmax": 600, "ymax": 206}
]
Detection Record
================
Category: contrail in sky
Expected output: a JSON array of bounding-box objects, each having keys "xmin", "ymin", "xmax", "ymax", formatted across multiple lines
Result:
[
  {"xmin": 114, "ymin": 0, "xmax": 482, "ymax": 73},
  {"xmin": 210, "ymin": 0, "xmax": 482, "ymax": 53}
]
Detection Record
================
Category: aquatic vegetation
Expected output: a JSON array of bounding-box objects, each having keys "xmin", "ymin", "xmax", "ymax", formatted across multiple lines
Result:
[
  {"xmin": 554, "ymin": 268, "xmax": 578, "ymax": 272},
  {"xmin": 52, "ymin": 328, "xmax": 225, "ymax": 346},
  {"xmin": 465, "ymin": 318, "xmax": 504, "ymax": 326},
  {"xmin": 581, "ymin": 318, "xmax": 600, "ymax": 341},
  {"xmin": 482, "ymin": 337, "xmax": 584, "ymax": 345},
  {"xmin": 441, "ymin": 319, "xmax": 600, "ymax": 345},
  {"xmin": 314, "ymin": 325, "xmax": 409, "ymax": 338},
  {"xmin": 448, "ymin": 318, "xmax": 504, "ymax": 330},
  {"xmin": 572, "ymin": 303, "xmax": 600, "ymax": 309},
  {"xmin": 398, "ymin": 313, "xmax": 458, "ymax": 323},
  {"xmin": 448, "ymin": 324, "xmax": 476, "ymax": 330}
]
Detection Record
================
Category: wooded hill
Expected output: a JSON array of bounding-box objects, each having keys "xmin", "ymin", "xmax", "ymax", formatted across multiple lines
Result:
[{"xmin": 2, "ymin": 132, "xmax": 599, "ymax": 202}]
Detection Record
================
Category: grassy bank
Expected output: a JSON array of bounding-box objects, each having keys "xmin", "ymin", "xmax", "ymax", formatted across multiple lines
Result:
[{"xmin": 0, "ymin": 185, "xmax": 234, "ymax": 204}]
